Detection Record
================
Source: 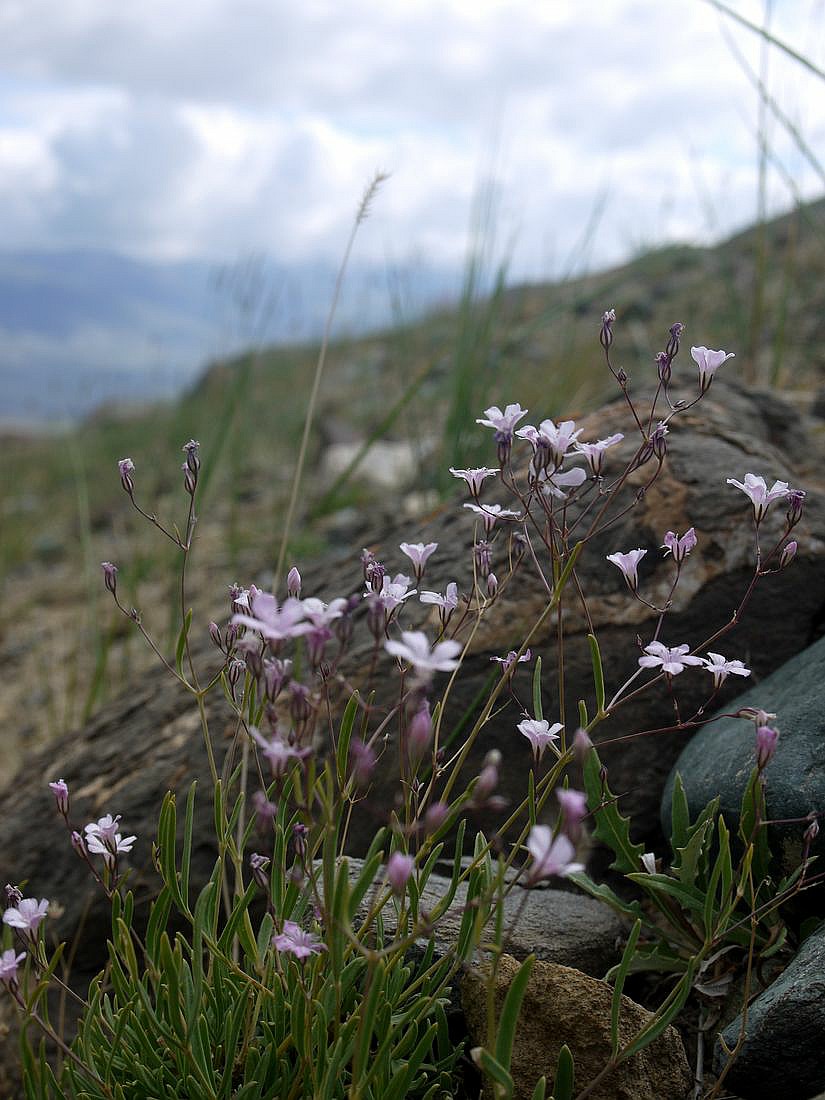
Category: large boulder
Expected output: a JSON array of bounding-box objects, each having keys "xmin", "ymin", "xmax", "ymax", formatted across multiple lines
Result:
[
  {"xmin": 714, "ymin": 921, "xmax": 825, "ymax": 1100},
  {"xmin": 461, "ymin": 953, "xmax": 692, "ymax": 1100},
  {"xmin": 661, "ymin": 634, "xmax": 825, "ymax": 875},
  {"xmin": 2, "ymin": 380, "xmax": 825, "ymax": 967}
]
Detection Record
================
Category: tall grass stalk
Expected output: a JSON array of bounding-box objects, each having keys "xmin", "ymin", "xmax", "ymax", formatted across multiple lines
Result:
[{"xmin": 274, "ymin": 171, "xmax": 389, "ymax": 590}]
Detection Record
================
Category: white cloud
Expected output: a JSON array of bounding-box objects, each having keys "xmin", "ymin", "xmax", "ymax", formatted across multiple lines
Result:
[{"xmin": 0, "ymin": 0, "xmax": 821, "ymax": 275}]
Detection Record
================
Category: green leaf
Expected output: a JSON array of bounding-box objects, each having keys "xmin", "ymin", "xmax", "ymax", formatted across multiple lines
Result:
[
  {"xmin": 611, "ymin": 920, "xmax": 641, "ymax": 1056},
  {"xmin": 180, "ymin": 781, "xmax": 197, "ymax": 906},
  {"xmin": 353, "ymin": 960, "xmax": 386, "ymax": 1086},
  {"xmin": 669, "ymin": 773, "xmax": 690, "ymax": 856},
  {"xmin": 531, "ymin": 1076, "xmax": 547, "ymax": 1100},
  {"xmin": 566, "ymin": 871, "xmax": 645, "ymax": 923},
  {"xmin": 578, "ymin": 699, "xmax": 588, "ymax": 729},
  {"xmin": 474, "ymin": 1048, "xmax": 514, "ymax": 1097},
  {"xmin": 532, "ymin": 656, "xmax": 543, "ymax": 721},
  {"xmin": 495, "ymin": 955, "xmax": 534, "ymax": 1074},
  {"xmin": 621, "ymin": 962, "xmax": 696, "ymax": 1060},
  {"xmin": 582, "ymin": 748, "xmax": 644, "ymax": 874},
  {"xmin": 551, "ymin": 1044, "xmax": 574, "ymax": 1100},
  {"xmin": 175, "ymin": 608, "xmax": 193, "ymax": 678},
  {"xmin": 587, "ymin": 634, "xmax": 605, "ymax": 715},
  {"xmin": 336, "ymin": 691, "xmax": 359, "ymax": 788},
  {"xmin": 626, "ymin": 872, "xmax": 705, "ymax": 913}
]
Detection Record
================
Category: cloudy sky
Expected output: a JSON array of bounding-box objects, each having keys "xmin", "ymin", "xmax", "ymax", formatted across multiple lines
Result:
[{"xmin": 0, "ymin": 0, "xmax": 823, "ymax": 282}]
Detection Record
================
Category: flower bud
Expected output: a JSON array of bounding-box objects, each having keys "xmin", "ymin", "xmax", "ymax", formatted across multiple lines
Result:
[
  {"xmin": 4, "ymin": 884, "xmax": 23, "ymax": 907},
  {"xmin": 117, "ymin": 458, "xmax": 135, "ymax": 495},
  {"xmin": 486, "ymin": 572, "xmax": 499, "ymax": 599},
  {"xmin": 227, "ymin": 657, "xmax": 245, "ymax": 687},
  {"xmin": 292, "ymin": 823, "xmax": 309, "ymax": 860},
  {"xmin": 101, "ymin": 561, "xmax": 118, "ymax": 596},
  {"xmin": 181, "ymin": 439, "xmax": 200, "ymax": 475},
  {"xmin": 289, "ymin": 682, "xmax": 312, "ymax": 724},
  {"xmin": 349, "ymin": 739, "xmax": 376, "ymax": 788},
  {"xmin": 600, "ymin": 308, "xmax": 616, "ymax": 352},
  {"xmin": 655, "ymin": 351, "xmax": 671, "ymax": 385},
  {"xmin": 386, "ymin": 851, "xmax": 414, "ymax": 896},
  {"xmin": 424, "ymin": 801, "xmax": 450, "ymax": 835},
  {"xmin": 71, "ymin": 831, "xmax": 86, "ymax": 858},
  {"xmin": 249, "ymin": 853, "xmax": 271, "ymax": 891},
  {"xmin": 756, "ymin": 724, "xmax": 779, "ymax": 769},
  {"xmin": 779, "ymin": 540, "xmax": 798, "ymax": 570},
  {"xmin": 408, "ymin": 701, "xmax": 433, "ymax": 764},
  {"xmin": 286, "ymin": 566, "xmax": 302, "ymax": 598},
  {"xmin": 474, "ymin": 540, "xmax": 492, "ymax": 579},
  {"xmin": 208, "ymin": 621, "xmax": 223, "ymax": 650},
  {"xmin": 786, "ymin": 489, "xmax": 806, "ymax": 529},
  {"xmin": 49, "ymin": 779, "xmax": 69, "ymax": 817},
  {"xmin": 181, "ymin": 462, "xmax": 197, "ymax": 495}
]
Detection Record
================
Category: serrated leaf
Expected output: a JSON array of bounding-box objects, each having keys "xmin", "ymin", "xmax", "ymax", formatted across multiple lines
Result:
[{"xmin": 582, "ymin": 748, "xmax": 644, "ymax": 874}]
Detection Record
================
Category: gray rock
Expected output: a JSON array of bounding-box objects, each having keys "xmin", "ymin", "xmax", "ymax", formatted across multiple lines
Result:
[
  {"xmin": 715, "ymin": 921, "xmax": 825, "ymax": 1100},
  {"xmin": 662, "ymin": 634, "xmax": 825, "ymax": 873}
]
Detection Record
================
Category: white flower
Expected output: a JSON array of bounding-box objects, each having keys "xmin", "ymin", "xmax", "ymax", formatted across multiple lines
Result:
[
  {"xmin": 399, "ymin": 542, "xmax": 438, "ymax": 571},
  {"xmin": 368, "ymin": 573, "xmax": 417, "ymax": 611},
  {"xmin": 385, "ymin": 631, "xmax": 462, "ymax": 677},
  {"xmin": 540, "ymin": 465, "xmax": 587, "ymax": 499},
  {"xmin": 3, "ymin": 898, "xmax": 49, "ymax": 934},
  {"xmin": 517, "ymin": 718, "xmax": 562, "ymax": 761},
  {"xmin": 449, "ymin": 467, "xmax": 499, "ymax": 496},
  {"xmin": 726, "ymin": 473, "xmax": 789, "ymax": 523},
  {"xmin": 691, "ymin": 346, "xmax": 735, "ymax": 392},
  {"xmin": 606, "ymin": 549, "xmax": 647, "ymax": 591},
  {"xmin": 232, "ymin": 592, "xmax": 311, "ymax": 641},
  {"xmin": 476, "ymin": 404, "xmax": 528, "ymax": 436},
  {"xmin": 420, "ymin": 582, "xmax": 459, "ymax": 611},
  {"xmin": 574, "ymin": 433, "xmax": 624, "ymax": 476},
  {"xmin": 638, "ymin": 641, "xmax": 704, "ymax": 677},
  {"xmin": 701, "ymin": 652, "xmax": 751, "ymax": 689},
  {"xmin": 300, "ymin": 597, "xmax": 348, "ymax": 629}
]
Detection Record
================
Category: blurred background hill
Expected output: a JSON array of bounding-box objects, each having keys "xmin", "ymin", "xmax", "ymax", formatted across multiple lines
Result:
[{"xmin": 1, "ymin": 0, "xmax": 825, "ymax": 781}]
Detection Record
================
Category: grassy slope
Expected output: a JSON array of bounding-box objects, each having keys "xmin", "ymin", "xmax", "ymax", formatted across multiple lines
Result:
[{"xmin": 1, "ymin": 196, "xmax": 824, "ymax": 773}]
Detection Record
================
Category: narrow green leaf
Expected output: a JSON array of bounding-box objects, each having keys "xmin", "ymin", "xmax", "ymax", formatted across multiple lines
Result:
[
  {"xmin": 669, "ymin": 772, "xmax": 690, "ymax": 855},
  {"xmin": 180, "ymin": 781, "xmax": 197, "ymax": 906},
  {"xmin": 552, "ymin": 1044, "xmax": 574, "ymax": 1100},
  {"xmin": 610, "ymin": 919, "xmax": 641, "ymax": 1056},
  {"xmin": 578, "ymin": 699, "xmax": 588, "ymax": 729},
  {"xmin": 336, "ymin": 690, "xmax": 360, "ymax": 788},
  {"xmin": 621, "ymin": 962, "xmax": 696, "ymax": 1060},
  {"xmin": 587, "ymin": 634, "xmax": 605, "ymax": 714},
  {"xmin": 531, "ymin": 1075, "xmax": 547, "ymax": 1100},
  {"xmin": 175, "ymin": 608, "xmax": 193, "ymax": 677},
  {"xmin": 626, "ymin": 872, "xmax": 705, "ymax": 912},
  {"xmin": 532, "ymin": 656, "xmax": 543, "ymax": 721},
  {"xmin": 474, "ymin": 1048, "xmax": 514, "ymax": 1095},
  {"xmin": 495, "ymin": 954, "xmax": 534, "ymax": 1073}
]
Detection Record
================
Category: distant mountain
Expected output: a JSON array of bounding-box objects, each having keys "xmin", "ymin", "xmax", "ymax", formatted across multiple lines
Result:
[{"xmin": 0, "ymin": 250, "xmax": 459, "ymax": 425}]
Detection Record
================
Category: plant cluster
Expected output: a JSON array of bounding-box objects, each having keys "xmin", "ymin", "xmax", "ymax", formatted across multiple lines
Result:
[{"xmin": 3, "ymin": 311, "xmax": 819, "ymax": 1100}]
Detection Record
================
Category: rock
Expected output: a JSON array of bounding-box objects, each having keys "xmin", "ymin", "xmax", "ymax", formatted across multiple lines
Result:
[
  {"xmin": 461, "ymin": 954, "xmax": 692, "ymax": 1100},
  {"xmin": 3, "ymin": 382, "xmax": 825, "ymax": 968},
  {"xmin": 714, "ymin": 921, "xmax": 825, "ymax": 1100},
  {"xmin": 661, "ymin": 634, "xmax": 825, "ymax": 874},
  {"xmin": 347, "ymin": 858, "xmax": 625, "ymax": 977}
]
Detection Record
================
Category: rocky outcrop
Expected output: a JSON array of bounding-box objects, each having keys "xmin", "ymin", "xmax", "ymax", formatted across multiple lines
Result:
[
  {"xmin": 2, "ymin": 380, "xmax": 825, "ymax": 969},
  {"xmin": 461, "ymin": 954, "xmax": 692, "ymax": 1099}
]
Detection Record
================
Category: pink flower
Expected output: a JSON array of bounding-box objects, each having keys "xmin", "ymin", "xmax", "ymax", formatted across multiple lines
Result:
[
  {"xmin": 662, "ymin": 528, "xmax": 697, "ymax": 564},
  {"xmin": 638, "ymin": 641, "xmax": 704, "ymax": 677},
  {"xmin": 420, "ymin": 582, "xmax": 459, "ymax": 612},
  {"xmin": 780, "ymin": 540, "xmax": 798, "ymax": 569},
  {"xmin": 386, "ymin": 852, "xmax": 415, "ymax": 896},
  {"xmin": 300, "ymin": 597, "xmax": 347, "ymax": 629},
  {"xmin": 272, "ymin": 920, "xmax": 326, "ymax": 960},
  {"xmin": 691, "ymin": 346, "xmax": 735, "ymax": 392},
  {"xmin": 517, "ymin": 718, "xmax": 562, "ymax": 762},
  {"xmin": 574, "ymin": 433, "xmax": 624, "ymax": 476},
  {"xmin": 250, "ymin": 727, "xmax": 311, "ymax": 777},
  {"xmin": 0, "ymin": 948, "xmax": 26, "ymax": 985},
  {"xmin": 232, "ymin": 591, "xmax": 311, "ymax": 642},
  {"xmin": 385, "ymin": 631, "xmax": 462, "ymax": 678},
  {"xmin": 702, "ymin": 652, "xmax": 751, "ymax": 689},
  {"xmin": 368, "ymin": 573, "xmax": 418, "ymax": 611},
  {"xmin": 3, "ymin": 897, "xmax": 49, "ymax": 935},
  {"xmin": 516, "ymin": 418, "xmax": 582, "ymax": 466},
  {"xmin": 525, "ymin": 826, "xmax": 584, "ymax": 883},
  {"xmin": 84, "ymin": 816, "xmax": 137, "ymax": 864},
  {"xmin": 449, "ymin": 467, "xmax": 499, "ymax": 497},
  {"xmin": 606, "ymin": 548, "xmax": 647, "ymax": 591},
  {"xmin": 539, "ymin": 466, "xmax": 587, "ymax": 500},
  {"xmin": 476, "ymin": 404, "xmax": 528, "ymax": 436},
  {"xmin": 400, "ymin": 542, "xmax": 438, "ymax": 577},
  {"xmin": 491, "ymin": 649, "xmax": 532, "ymax": 672},
  {"xmin": 726, "ymin": 474, "xmax": 789, "ymax": 523},
  {"xmin": 463, "ymin": 502, "xmax": 522, "ymax": 535},
  {"xmin": 556, "ymin": 788, "xmax": 587, "ymax": 824}
]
